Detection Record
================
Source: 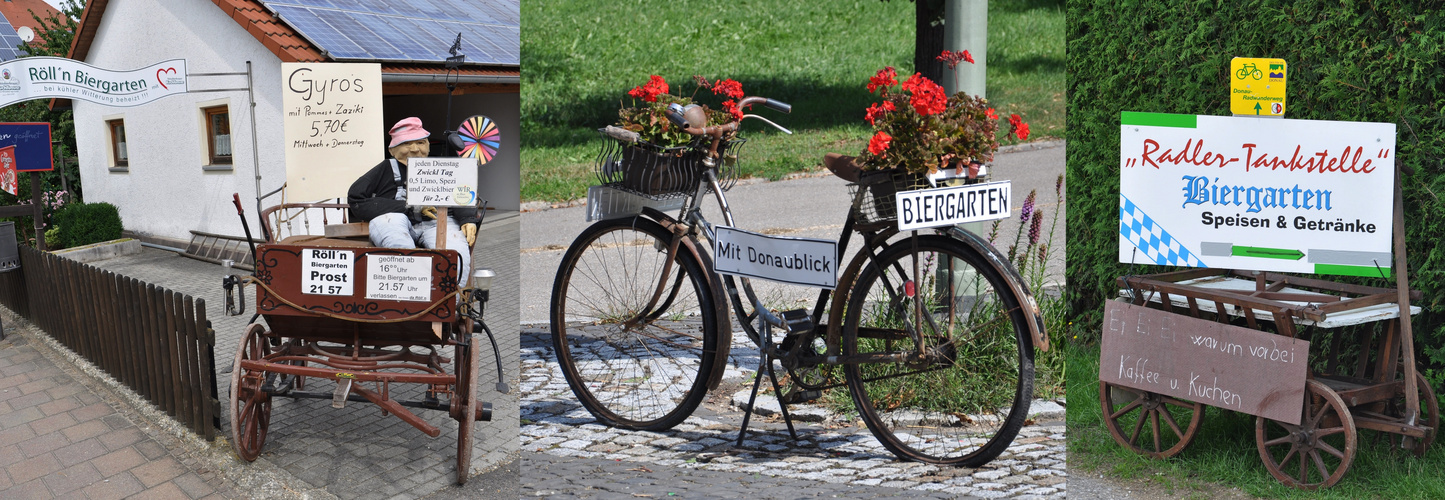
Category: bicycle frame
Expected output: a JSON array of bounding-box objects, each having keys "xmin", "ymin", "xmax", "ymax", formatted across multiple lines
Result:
[{"xmin": 622, "ymin": 163, "xmax": 1050, "ymax": 387}]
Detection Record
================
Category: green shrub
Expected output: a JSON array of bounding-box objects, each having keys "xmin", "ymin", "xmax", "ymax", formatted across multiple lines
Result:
[
  {"xmin": 51, "ymin": 202, "xmax": 122, "ymax": 248},
  {"xmin": 1066, "ymin": 2, "xmax": 1445, "ymax": 379}
]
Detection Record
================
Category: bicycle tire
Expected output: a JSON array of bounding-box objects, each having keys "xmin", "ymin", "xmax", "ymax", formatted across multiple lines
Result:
[
  {"xmin": 842, "ymin": 234, "xmax": 1033, "ymax": 466},
  {"xmin": 549, "ymin": 216, "xmax": 720, "ymax": 430}
]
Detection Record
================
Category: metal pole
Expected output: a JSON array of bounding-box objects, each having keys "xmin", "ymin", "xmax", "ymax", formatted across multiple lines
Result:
[
  {"xmin": 31, "ymin": 173, "xmax": 43, "ymax": 251},
  {"xmin": 943, "ymin": 0, "xmax": 987, "ymax": 98},
  {"xmin": 245, "ymin": 61, "xmax": 269, "ymax": 242}
]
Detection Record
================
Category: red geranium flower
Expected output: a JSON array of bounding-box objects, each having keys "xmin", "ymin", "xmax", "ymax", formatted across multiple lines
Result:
[
  {"xmin": 986, "ymin": 108, "xmax": 998, "ymax": 120},
  {"xmin": 713, "ymin": 79, "xmax": 744, "ymax": 99},
  {"xmin": 721, "ymin": 100, "xmax": 744, "ymax": 121},
  {"xmin": 868, "ymin": 131, "xmax": 892, "ymax": 155},
  {"xmin": 1015, "ymin": 122, "xmax": 1031, "ymax": 141},
  {"xmin": 936, "ymin": 50, "xmax": 975, "ymax": 69},
  {"xmin": 628, "ymin": 75, "xmax": 669, "ymax": 102},
  {"xmin": 1009, "ymin": 113, "xmax": 1023, "ymax": 129},
  {"xmin": 864, "ymin": 101, "xmax": 895, "ymax": 125},
  {"xmin": 867, "ymin": 67, "xmax": 898, "ymax": 94},
  {"xmin": 902, "ymin": 73, "xmax": 947, "ymax": 116}
]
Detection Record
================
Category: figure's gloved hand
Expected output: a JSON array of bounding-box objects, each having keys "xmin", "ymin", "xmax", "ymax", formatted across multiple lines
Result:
[
  {"xmin": 419, "ymin": 206, "xmax": 438, "ymax": 220},
  {"xmin": 462, "ymin": 223, "xmax": 477, "ymax": 247}
]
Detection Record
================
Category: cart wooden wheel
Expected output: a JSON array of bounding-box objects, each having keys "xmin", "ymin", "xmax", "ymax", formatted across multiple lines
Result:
[
  {"xmin": 1378, "ymin": 371, "xmax": 1438, "ymax": 457},
  {"xmin": 1256, "ymin": 379, "xmax": 1356, "ymax": 489},
  {"xmin": 453, "ymin": 331, "xmax": 479, "ymax": 485},
  {"xmin": 1099, "ymin": 381, "xmax": 1204, "ymax": 458},
  {"xmin": 230, "ymin": 323, "xmax": 273, "ymax": 461}
]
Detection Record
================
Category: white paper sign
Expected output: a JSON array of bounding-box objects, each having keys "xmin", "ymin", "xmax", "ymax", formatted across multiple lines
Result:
[
  {"xmin": 365, "ymin": 255, "xmax": 433, "ymax": 302},
  {"xmin": 1119, "ymin": 112, "xmax": 1395, "ymax": 278},
  {"xmin": 714, "ymin": 226, "xmax": 837, "ymax": 289},
  {"xmin": 0, "ymin": 57, "xmax": 188, "ymax": 108},
  {"xmin": 301, "ymin": 248, "xmax": 353, "ymax": 296},
  {"xmin": 282, "ymin": 62, "xmax": 384, "ymax": 202},
  {"xmin": 895, "ymin": 181, "xmax": 1012, "ymax": 231},
  {"xmin": 407, "ymin": 157, "xmax": 478, "ymax": 207}
]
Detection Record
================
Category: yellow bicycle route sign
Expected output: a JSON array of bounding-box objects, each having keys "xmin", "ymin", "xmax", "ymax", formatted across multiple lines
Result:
[{"xmin": 1230, "ymin": 57, "xmax": 1287, "ymax": 116}]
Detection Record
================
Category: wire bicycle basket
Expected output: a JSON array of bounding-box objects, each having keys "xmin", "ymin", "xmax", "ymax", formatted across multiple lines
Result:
[{"xmin": 594, "ymin": 128, "xmax": 746, "ymax": 197}]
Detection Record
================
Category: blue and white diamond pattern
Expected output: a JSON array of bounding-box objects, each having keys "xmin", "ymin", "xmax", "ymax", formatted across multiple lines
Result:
[{"xmin": 1120, "ymin": 195, "xmax": 1207, "ymax": 268}]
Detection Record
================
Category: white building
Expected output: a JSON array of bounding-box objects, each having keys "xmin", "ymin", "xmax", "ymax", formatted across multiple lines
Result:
[{"xmin": 59, "ymin": 0, "xmax": 519, "ymax": 247}]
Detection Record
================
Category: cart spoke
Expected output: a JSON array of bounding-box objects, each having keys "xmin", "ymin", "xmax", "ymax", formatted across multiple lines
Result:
[
  {"xmin": 1150, "ymin": 409, "xmax": 1162, "ymax": 452},
  {"xmin": 1296, "ymin": 447, "xmax": 1307, "ymax": 482},
  {"xmin": 1109, "ymin": 398, "xmax": 1143, "ymax": 420},
  {"xmin": 1160, "ymin": 407, "xmax": 1185, "ymax": 439},
  {"xmin": 1316, "ymin": 440, "xmax": 1346, "ymax": 460},
  {"xmin": 1159, "ymin": 395, "xmax": 1195, "ymax": 408},
  {"xmin": 1262, "ymin": 434, "xmax": 1295, "ymax": 447},
  {"xmin": 1310, "ymin": 403, "xmax": 1330, "ymax": 428},
  {"xmin": 1128, "ymin": 407, "xmax": 1148, "ymax": 445},
  {"xmin": 1314, "ymin": 425, "xmax": 1347, "ymax": 439},
  {"xmin": 1277, "ymin": 444, "xmax": 1298, "ymax": 472},
  {"xmin": 1310, "ymin": 450, "xmax": 1329, "ymax": 482}
]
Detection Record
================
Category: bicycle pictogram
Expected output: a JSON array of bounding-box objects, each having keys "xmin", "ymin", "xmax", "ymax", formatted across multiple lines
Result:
[{"xmin": 1235, "ymin": 62, "xmax": 1263, "ymax": 80}]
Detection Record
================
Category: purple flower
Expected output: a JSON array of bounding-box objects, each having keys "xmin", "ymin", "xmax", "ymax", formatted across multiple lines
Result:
[
  {"xmin": 1029, "ymin": 211, "xmax": 1043, "ymax": 245},
  {"xmin": 1020, "ymin": 190, "xmax": 1036, "ymax": 223}
]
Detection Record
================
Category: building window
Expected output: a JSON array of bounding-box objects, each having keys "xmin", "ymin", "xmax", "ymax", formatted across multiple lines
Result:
[
  {"xmin": 203, "ymin": 106, "xmax": 232, "ymax": 165},
  {"xmin": 107, "ymin": 119, "xmax": 127, "ymax": 168}
]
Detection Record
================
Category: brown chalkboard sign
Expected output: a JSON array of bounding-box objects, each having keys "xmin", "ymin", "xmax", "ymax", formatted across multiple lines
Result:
[{"xmin": 1099, "ymin": 300, "xmax": 1309, "ymax": 424}]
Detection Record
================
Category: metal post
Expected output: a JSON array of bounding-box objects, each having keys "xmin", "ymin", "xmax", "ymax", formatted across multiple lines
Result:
[
  {"xmin": 943, "ymin": 0, "xmax": 987, "ymax": 98},
  {"xmin": 246, "ymin": 61, "xmax": 268, "ymax": 242},
  {"xmin": 31, "ymin": 173, "xmax": 43, "ymax": 251}
]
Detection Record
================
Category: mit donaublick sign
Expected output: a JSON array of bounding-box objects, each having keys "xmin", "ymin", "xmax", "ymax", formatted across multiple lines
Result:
[
  {"xmin": 1119, "ymin": 112, "xmax": 1396, "ymax": 278},
  {"xmin": 0, "ymin": 57, "xmax": 187, "ymax": 107},
  {"xmin": 713, "ymin": 226, "xmax": 837, "ymax": 289},
  {"xmin": 1100, "ymin": 300, "xmax": 1308, "ymax": 424},
  {"xmin": 894, "ymin": 180, "xmax": 1012, "ymax": 231}
]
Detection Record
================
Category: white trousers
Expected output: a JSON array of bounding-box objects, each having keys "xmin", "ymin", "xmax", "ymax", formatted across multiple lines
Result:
[{"xmin": 368, "ymin": 212, "xmax": 471, "ymax": 285}]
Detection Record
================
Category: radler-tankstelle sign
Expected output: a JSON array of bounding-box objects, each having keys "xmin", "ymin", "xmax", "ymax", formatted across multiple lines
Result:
[{"xmin": 1119, "ymin": 112, "xmax": 1396, "ymax": 277}]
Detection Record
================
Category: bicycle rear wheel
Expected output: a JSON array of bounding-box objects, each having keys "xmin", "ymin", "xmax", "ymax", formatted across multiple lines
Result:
[
  {"xmin": 843, "ymin": 234, "xmax": 1034, "ymax": 466},
  {"xmin": 550, "ymin": 216, "xmax": 719, "ymax": 430}
]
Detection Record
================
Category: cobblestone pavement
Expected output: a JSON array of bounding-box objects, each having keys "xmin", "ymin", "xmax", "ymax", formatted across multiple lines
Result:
[
  {"xmin": 520, "ymin": 327, "xmax": 1067, "ymax": 498},
  {"xmin": 77, "ymin": 213, "xmax": 522, "ymax": 498}
]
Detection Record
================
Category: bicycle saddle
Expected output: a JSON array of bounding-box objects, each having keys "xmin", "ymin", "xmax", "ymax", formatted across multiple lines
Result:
[{"xmin": 823, "ymin": 153, "xmax": 862, "ymax": 182}]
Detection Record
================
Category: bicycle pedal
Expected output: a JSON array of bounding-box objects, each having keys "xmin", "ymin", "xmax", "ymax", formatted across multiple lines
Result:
[
  {"xmin": 781, "ymin": 389, "xmax": 822, "ymax": 404},
  {"xmin": 779, "ymin": 309, "xmax": 813, "ymax": 334}
]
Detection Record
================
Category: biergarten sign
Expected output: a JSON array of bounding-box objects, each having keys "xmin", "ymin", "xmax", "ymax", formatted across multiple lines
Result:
[
  {"xmin": 1118, "ymin": 112, "xmax": 1396, "ymax": 278},
  {"xmin": 0, "ymin": 57, "xmax": 188, "ymax": 108},
  {"xmin": 894, "ymin": 180, "xmax": 1012, "ymax": 231}
]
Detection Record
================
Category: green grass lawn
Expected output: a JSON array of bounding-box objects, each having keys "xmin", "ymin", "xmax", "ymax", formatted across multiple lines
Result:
[
  {"xmin": 1067, "ymin": 342, "xmax": 1445, "ymax": 498},
  {"xmin": 520, "ymin": 0, "xmax": 1064, "ymax": 203}
]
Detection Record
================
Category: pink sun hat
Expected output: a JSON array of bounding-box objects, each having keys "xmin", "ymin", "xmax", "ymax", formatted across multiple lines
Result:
[{"xmin": 388, "ymin": 117, "xmax": 430, "ymax": 148}]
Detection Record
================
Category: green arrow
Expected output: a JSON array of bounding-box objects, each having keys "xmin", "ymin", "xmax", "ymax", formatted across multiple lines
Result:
[
  {"xmin": 1232, "ymin": 245, "xmax": 1304, "ymax": 260},
  {"xmin": 1254, "ymin": 103, "xmax": 1262, "ymax": 115}
]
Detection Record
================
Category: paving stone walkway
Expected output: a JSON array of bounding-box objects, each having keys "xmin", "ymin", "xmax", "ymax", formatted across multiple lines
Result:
[{"xmin": 520, "ymin": 327, "xmax": 1067, "ymax": 498}]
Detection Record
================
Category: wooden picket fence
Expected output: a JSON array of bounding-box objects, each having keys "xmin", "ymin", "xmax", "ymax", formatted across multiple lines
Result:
[{"xmin": 0, "ymin": 246, "xmax": 219, "ymax": 439}]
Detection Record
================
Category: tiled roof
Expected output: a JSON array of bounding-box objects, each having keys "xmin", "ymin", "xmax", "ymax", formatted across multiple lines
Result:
[{"xmin": 0, "ymin": 0, "xmax": 59, "ymax": 37}]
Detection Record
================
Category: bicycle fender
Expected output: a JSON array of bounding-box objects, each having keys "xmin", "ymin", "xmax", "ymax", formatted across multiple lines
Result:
[
  {"xmin": 647, "ymin": 211, "xmax": 734, "ymax": 391},
  {"xmin": 945, "ymin": 227, "xmax": 1050, "ymax": 353}
]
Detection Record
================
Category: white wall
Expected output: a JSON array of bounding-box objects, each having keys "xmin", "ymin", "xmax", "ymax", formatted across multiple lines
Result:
[{"xmin": 74, "ymin": 0, "xmax": 290, "ymax": 243}]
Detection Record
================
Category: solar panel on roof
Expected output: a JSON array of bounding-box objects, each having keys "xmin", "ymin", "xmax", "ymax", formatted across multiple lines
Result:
[
  {"xmin": 0, "ymin": 14, "xmax": 25, "ymax": 62},
  {"xmin": 258, "ymin": 0, "xmax": 517, "ymax": 65}
]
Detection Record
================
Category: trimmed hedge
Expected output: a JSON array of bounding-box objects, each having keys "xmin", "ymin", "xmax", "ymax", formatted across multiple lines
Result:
[
  {"xmin": 1066, "ymin": 2, "xmax": 1445, "ymax": 374},
  {"xmin": 51, "ymin": 202, "xmax": 122, "ymax": 249}
]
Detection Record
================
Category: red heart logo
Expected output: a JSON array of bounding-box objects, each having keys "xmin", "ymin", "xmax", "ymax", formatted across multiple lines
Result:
[{"xmin": 155, "ymin": 67, "xmax": 176, "ymax": 89}]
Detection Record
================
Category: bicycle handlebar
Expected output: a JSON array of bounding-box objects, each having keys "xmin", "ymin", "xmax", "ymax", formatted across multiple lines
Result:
[{"xmin": 664, "ymin": 96, "xmax": 791, "ymax": 139}]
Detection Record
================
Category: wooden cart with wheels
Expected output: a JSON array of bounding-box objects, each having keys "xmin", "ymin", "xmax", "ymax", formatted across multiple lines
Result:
[
  {"xmin": 224, "ymin": 201, "xmax": 503, "ymax": 485},
  {"xmin": 1105, "ymin": 268, "xmax": 1433, "ymax": 489}
]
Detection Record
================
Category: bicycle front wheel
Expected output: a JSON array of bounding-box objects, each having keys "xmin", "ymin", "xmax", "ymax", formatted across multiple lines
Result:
[
  {"xmin": 549, "ymin": 216, "xmax": 720, "ymax": 430},
  {"xmin": 843, "ymin": 234, "xmax": 1034, "ymax": 466}
]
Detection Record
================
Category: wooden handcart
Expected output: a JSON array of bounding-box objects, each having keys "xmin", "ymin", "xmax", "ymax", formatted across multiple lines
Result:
[
  {"xmin": 222, "ymin": 200, "xmax": 504, "ymax": 485},
  {"xmin": 1102, "ymin": 266, "xmax": 1435, "ymax": 489}
]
